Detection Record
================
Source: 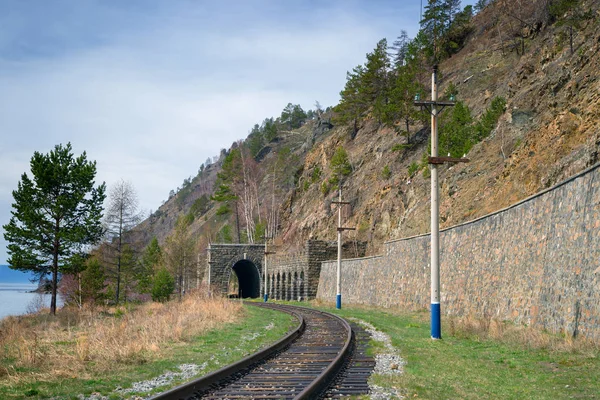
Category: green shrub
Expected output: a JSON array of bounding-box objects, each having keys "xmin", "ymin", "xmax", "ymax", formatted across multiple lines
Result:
[
  {"xmin": 474, "ymin": 96, "xmax": 506, "ymax": 141},
  {"xmin": 408, "ymin": 161, "xmax": 420, "ymax": 177},
  {"xmin": 392, "ymin": 143, "xmax": 412, "ymax": 152},
  {"xmin": 216, "ymin": 204, "xmax": 230, "ymax": 216},
  {"xmin": 382, "ymin": 165, "xmax": 392, "ymax": 180},
  {"xmin": 218, "ymin": 224, "xmax": 233, "ymax": 243},
  {"xmin": 190, "ymin": 195, "xmax": 210, "ymax": 216},
  {"xmin": 311, "ymin": 166, "xmax": 322, "ymax": 183},
  {"xmin": 330, "ymin": 147, "xmax": 352, "ymax": 178},
  {"xmin": 152, "ymin": 268, "xmax": 175, "ymax": 302},
  {"xmin": 321, "ymin": 180, "xmax": 331, "ymax": 196},
  {"xmin": 254, "ymin": 221, "xmax": 266, "ymax": 242}
]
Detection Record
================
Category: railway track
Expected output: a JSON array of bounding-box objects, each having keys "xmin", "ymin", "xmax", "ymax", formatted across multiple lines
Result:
[{"xmin": 150, "ymin": 303, "xmax": 373, "ymax": 400}]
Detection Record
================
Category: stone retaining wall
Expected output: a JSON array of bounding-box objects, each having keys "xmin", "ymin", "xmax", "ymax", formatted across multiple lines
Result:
[{"xmin": 317, "ymin": 163, "xmax": 600, "ymax": 338}]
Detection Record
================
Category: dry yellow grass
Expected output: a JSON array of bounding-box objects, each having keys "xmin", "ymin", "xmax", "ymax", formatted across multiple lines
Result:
[{"xmin": 0, "ymin": 291, "xmax": 243, "ymax": 382}]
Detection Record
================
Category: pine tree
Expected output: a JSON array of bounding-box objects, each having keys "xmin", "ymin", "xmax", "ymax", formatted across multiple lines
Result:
[
  {"xmin": 152, "ymin": 268, "xmax": 175, "ymax": 302},
  {"xmin": 439, "ymin": 101, "xmax": 474, "ymax": 157},
  {"xmin": 81, "ymin": 256, "xmax": 107, "ymax": 305},
  {"xmin": 335, "ymin": 65, "xmax": 367, "ymax": 138},
  {"xmin": 262, "ymin": 118, "xmax": 278, "ymax": 142},
  {"xmin": 445, "ymin": 5, "xmax": 474, "ymax": 55},
  {"xmin": 211, "ymin": 148, "xmax": 240, "ymax": 219},
  {"xmin": 280, "ymin": 103, "xmax": 307, "ymax": 129},
  {"xmin": 330, "ymin": 147, "xmax": 352, "ymax": 187},
  {"xmin": 390, "ymin": 30, "xmax": 411, "ymax": 68},
  {"xmin": 138, "ymin": 237, "xmax": 162, "ymax": 294},
  {"xmin": 3, "ymin": 143, "xmax": 106, "ymax": 315},
  {"xmin": 385, "ymin": 62, "xmax": 425, "ymax": 143},
  {"xmin": 362, "ymin": 39, "xmax": 391, "ymax": 123},
  {"xmin": 420, "ymin": 0, "xmax": 452, "ymax": 62}
]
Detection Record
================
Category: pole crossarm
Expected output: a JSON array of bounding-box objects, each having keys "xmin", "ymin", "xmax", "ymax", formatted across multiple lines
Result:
[
  {"xmin": 336, "ymin": 227, "xmax": 356, "ymax": 232},
  {"xmin": 414, "ymin": 100, "xmax": 456, "ymax": 115},
  {"xmin": 331, "ymin": 201, "xmax": 351, "ymax": 205},
  {"xmin": 428, "ymin": 156, "xmax": 470, "ymax": 165}
]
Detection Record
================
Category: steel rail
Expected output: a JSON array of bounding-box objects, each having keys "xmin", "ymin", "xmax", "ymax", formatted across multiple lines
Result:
[
  {"xmin": 290, "ymin": 304, "xmax": 353, "ymax": 399},
  {"xmin": 149, "ymin": 303, "xmax": 305, "ymax": 400}
]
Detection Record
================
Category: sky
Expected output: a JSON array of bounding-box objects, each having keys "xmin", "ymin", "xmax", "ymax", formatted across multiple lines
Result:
[{"xmin": 0, "ymin": 0, "xmax": 475, "ymax": 265}]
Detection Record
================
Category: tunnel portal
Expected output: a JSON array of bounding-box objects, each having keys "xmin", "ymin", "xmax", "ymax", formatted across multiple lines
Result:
[{"xmin": 231, "ymin": 259, "xmax": 261, "ymax": 298}]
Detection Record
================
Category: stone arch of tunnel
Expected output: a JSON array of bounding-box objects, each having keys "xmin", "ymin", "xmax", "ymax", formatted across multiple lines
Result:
[
  {"xmin": 230, "ymin": 259, "xmax": 261, "ymax": 298},
  {"xmin": 206, "ymin": 240, "xmax": 367, "ymax": 301}
]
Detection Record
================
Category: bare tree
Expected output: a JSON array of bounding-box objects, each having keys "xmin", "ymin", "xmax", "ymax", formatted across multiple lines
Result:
[{"xmin": 104, "ymin": 179, "xmax": 143, "ymax": 303}]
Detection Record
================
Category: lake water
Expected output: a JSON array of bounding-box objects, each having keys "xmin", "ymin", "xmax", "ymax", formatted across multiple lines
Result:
[{"xmin": 0, "ymin": 283, "xmax": 60, "ymax": 319}]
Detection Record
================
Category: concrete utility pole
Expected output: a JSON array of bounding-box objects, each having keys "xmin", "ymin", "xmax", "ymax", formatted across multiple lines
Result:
[
  {"xmin": 430, "ymin": 66, "xmax": 441, "ymax": 339},
  {"xmin": 264, "ymin": 229, "xmax": 276, "ymax": 302},
  {"xmin": 332, "ymin": 187, "xmax": 354, "ymax": 309},
  {"xmin": 414, "ymin": 65, "xmax": 467, "ymax": 339},
  {"xmin": 264, "ymin": 240, "xmax": 269, "ymax": 302},
  {"xmin": 207, "ymin": 244, "xmax": 212, "ymax": 297}
]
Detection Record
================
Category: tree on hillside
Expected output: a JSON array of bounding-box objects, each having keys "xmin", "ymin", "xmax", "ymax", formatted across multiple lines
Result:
[
  {"xmin": 420, "ymin": 0, "xmax": 452, "ymax": 62},
  {"xmin": 247, "ymin": 123, "xmax": 265, "ymax": 157},
  {"xmin": 212, "ymin": 149, "xmax": 241, "ymax": 241},
  {"xmin": 362, "ymin": 39, "xmax": 391, "ymax": 123},
  {"xmin": 211, "ymin": 144, "xmax": 264, "ymax": 244},
  {"xmin": 164, "ymin": 215, "xmax": 195, "ymax": 300},
  {"xmin": 445, "ymin": 5, "xmax": 474, "ymax": 56},
  {"xmin": 103, "ymin": 179, "xmax": 143, "ymax": 304},
  {"xmin": 390, "ymin": 30, "xmax": 411, "ymax": 67},
  {"xmin": 330, "ymin": 147, "xmax": 353, "ymax": 188},
  {"xmin": 280, "ymin": 103, "xmax": 307, "ymax": 129},
  {"xmin": 3, "ymin": 143, "xmax": 106, "ymax": 315},
  {"xmin": 190, "ymin": 195, "xmax": 210, "ymax": 218},
  {"xmin": 314, "ymin": 101, "xmax": 324, "ymax": 118},
  {"xmin": 262, "ymin": 117, "xmax": 278, "ymax": 142},
  {"xmin": 385, "ymin": 62, "xmax": 425, "ymax": 143},
  {"xmin": 474, "ymin": 0, "xmax": 490, "ymax": 13},
  {"xmin": 237, "ymin": 144, "xmax": 263, "ymax": 243},
  {"xmin": 335, "ymin": 65, "xmax": 367, "ymax": 138},
  {"xmin": 266, "ymin": 147, "xmax": 300, "ymax": 240},
  {"xmin": 439, "ymin": 101, "xmax": 474, "ymax": 157},
  {"xmin": 550, "ymin": 0, "xmax": 588, "ymax": 55}
]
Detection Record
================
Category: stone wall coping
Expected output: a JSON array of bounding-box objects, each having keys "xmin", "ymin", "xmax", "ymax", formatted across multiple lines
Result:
[
  {"xmin": 321, "ymin": 255, "xmax": 384, "ymax": 264},
  {"xmin": 209, "ymin": 243, "xmax": 266, "ymax": 248},
  {"xmin": 385, "ymin": 161, "xmax": 600, "ymax": 245}
]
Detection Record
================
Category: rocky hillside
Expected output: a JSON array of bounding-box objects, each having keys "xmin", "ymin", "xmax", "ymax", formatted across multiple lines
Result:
[{"xmin": 137, "ymin": 0, "xmax": 600, "ymax": 260}]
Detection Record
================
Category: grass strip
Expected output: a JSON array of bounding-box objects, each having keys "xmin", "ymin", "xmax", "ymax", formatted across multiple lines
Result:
[
  {"xmin": 0, "ymin": 304, "xmax": 295, "ymax": 400},
  {"xmin": 290, "ymin": 301, "xmax": 600, "ymax": 400}
]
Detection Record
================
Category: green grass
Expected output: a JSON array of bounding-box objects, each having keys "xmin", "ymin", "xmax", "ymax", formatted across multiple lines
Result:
[
  {"xmin": 0, "ymin": 305, "xmax": 296, "ymax": 400},
  {"xmin": 299, "ymin": 302, "xmax": 600, "ymax": 400}
]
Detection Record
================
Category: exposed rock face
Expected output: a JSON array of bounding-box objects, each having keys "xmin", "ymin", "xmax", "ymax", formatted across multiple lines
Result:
[{"xmin": 136, "ymin": 2, "xmax": 600, "ymax": 264}]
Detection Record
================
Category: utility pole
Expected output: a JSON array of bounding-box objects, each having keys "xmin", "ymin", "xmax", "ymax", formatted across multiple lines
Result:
[
  {"xmin": 196, "ymin": 253, "xmax": 201, "ymax": 289},
  {"xmin": 207, "ymin": 243, "xmax": 212, "ymax": 297},
  {"xmin": 414, "ymin": 65, "xmax": 468, "ymax": 339},
  {"xmin": 264, "ymin": 232, "xmax": 275, "ymax": 302},
  {"xmin": 331, "ymin": 187, "xmax": 354, "ymax": 309}
]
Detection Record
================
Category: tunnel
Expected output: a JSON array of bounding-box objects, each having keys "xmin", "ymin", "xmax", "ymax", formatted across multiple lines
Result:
[{"xmin": 231, "ymin": 259, "xmax": 261, "ymax": 298}]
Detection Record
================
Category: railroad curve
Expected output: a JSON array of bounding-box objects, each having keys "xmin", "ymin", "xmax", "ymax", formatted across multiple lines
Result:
[{"xmin": 150, "ymin": 303, "xmax": 372, "ymax": 399}]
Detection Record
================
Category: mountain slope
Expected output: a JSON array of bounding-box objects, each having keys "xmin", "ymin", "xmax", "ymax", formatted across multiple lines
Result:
[{"xmin": 137, "ymin": 1, "xmax": 600, "ymax": 261}]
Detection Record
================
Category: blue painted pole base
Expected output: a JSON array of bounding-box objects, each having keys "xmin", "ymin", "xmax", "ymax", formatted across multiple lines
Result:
[
  {"xmin": 264, "ymin": 294, "xmax": 268, "ymax": 302},
  {"xmin": 431, "ymin": 302, "xmax": 441, "ymax": 339},
  {"xmin": 336, "ymin": 294, "xmax": 342, "ymax": 309}
]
